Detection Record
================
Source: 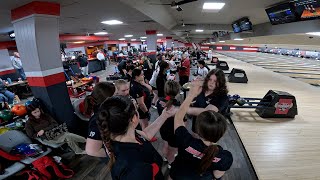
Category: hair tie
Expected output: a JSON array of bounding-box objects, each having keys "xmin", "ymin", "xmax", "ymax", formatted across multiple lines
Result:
[
  {"xmin": 165, "ymin": 96, "xmax": 171, "ymax": 101},
  {"xmin": 210, "ymin": 142, "xmax": 218, "ymax": 146}
]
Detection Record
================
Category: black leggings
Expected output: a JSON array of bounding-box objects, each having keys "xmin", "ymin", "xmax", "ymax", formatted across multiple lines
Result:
[{"xmin": 179, "ymin": 76, "xmax": 189, "ymax": 86}]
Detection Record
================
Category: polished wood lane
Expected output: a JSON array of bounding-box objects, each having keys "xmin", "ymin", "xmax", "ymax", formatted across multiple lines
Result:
[{"xmin": 215, "ymin": 53, "xmax": 320, "ymax": 180}]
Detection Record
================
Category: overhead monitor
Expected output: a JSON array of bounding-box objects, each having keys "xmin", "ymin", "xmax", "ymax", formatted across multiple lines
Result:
[
  {"xmin": 294, "ymin": 0, "xmax": 320, "ymax": 20},
  {"xmin": 266, "ymin": 0, "xmax": 320, "ymax": 25},
  {"xmin": 232, "ymin": 18, "xmax": 252, "ymax": 33}
]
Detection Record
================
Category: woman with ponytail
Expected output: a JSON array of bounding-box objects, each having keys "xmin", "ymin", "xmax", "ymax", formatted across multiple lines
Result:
[
  {"xmin": 171, "ymin": 79, "xmax": 233, "ymax": 180},
  {"xmin": 156, "ymin": 80, "xmax": 181, "ymax": 166},
  {"xmin": 97, "ymin": 96, "xmax": 177, "ymax": 179},
  {"xmin": 85, "ymin": 82, "xmax": 115, "ymax": 157}
]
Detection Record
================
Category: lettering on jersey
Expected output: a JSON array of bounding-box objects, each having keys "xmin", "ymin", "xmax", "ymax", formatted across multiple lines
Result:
[
  {"xmin": 89, "ymin": 131, "xmax": 95, "ymax": 137},
  {"xmin": 185, "ymin": 146, "xmax": 221, "ymax": 163}
]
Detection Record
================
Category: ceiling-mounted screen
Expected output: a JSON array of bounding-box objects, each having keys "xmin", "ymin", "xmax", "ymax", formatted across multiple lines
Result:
[
  {"xmin": 232, "ymin": 18, "xmax": 252, "ymax": 33},
  {"xmin": 266, "ymin": 2, "xmax": 297, "ymax": 25},
  {"xmin": 232, "ymin": 22, "xmax": 242, "ymax": 33},
  {"xmin": 266, "ymin": 0, "xmax": 320, "ymax": 25},
  {"xmin": 239, "ymin": 18, "xmax": 253, "ymax": 31},
  {"xmin": 294, "ymin": 0, "xmax": 320, "ymax": 20}
]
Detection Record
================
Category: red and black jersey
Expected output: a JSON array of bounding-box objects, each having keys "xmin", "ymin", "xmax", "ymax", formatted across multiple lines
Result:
[{"xmin": 111, "ymin": 132, "xmax": 164, "ymax": 180}]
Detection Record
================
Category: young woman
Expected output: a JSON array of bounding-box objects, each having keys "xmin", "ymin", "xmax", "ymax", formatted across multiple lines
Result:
[
  {"xmin": 142, "ymin": 56, "xmax": 153, "ymax": 84},
  {"xmin": 156, "ymin": 80, "xmax": 181, "ymax": 165},
  {"xmin": 190, "ymin": 69, "xmax": 229, "ymax": 132},
  {"xmin": 168, "ymin": 55, "xmax": 177, "ymax": 74},
  {"xmin": 85, "ymin": 82, "xmax": 116, "ymax": 157},
  {"xmin": 97, "ymin": 96, "xmax": 177, "ymax": 179},
  {"xmin": 156, "ymin": 61, "xmax": 170, "ymax": 98},
  {"xmin": 130, "ymin": 69, "xmax": 152, "ymax": 130},
  {"xmin": 196, "ymin": 60, "xmax": 209, "ymax": 77},
  {"xmin": 171, "ymin": 79, "xmax": 233, "ymax": 179},
  {"xmin": 25, "ymin": 106, "xmax": 86, "ymax": 154}
]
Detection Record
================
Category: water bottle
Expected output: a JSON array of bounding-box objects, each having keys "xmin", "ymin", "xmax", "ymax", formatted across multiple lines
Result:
[{"xmin": 7, "ymin": 78, "xmax": 12, "ymax": 84}]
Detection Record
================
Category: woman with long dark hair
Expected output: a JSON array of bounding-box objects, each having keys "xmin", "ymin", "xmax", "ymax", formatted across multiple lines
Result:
[
  {"xmin": 188, "ymin": 69, "xmax": 229, "ymax": 132},
  {"xmin": 85, "ymin": 82, "xmax": 116, "ymax": 157},
  {"xmin": 130, "ymin": 68, "xmax": 153, "ymax": 130},
  {"xmin": 97, "ymin": 96, "xmax": 177, "ymax": 179},
  {"xmin": 156, "ymin": 61, "xmax": 170, "ymax": 98},
  {"xmin": 25, "ymin": 105, "xmax": 86, "ymax": 154},
  {"xmin": 171, "ymin": 80, "xmax": 233, "ymax": 179},
  {"xmin": 156, "ymin": 80, "xmax": 181, "ymax": 166}
]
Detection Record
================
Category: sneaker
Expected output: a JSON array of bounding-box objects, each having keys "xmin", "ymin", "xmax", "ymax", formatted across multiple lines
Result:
[{"xmin": 151, "ymin": 105, "xmax": 157, "ymax": 109}]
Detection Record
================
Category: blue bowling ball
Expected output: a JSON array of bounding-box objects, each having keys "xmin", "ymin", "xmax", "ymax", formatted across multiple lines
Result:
[{"xmin": 233, "ymin": 94, "xmax": 241, "ymax": 100}]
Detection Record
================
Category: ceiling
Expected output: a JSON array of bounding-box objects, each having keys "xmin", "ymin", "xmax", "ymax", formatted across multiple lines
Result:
[
  {"xmin": 0, "ymin": 0, "xmax": 174, "ymax": 42},
  {"xmin": 0, "ymin": 0, "xmax": 319, "ymax": 48}
]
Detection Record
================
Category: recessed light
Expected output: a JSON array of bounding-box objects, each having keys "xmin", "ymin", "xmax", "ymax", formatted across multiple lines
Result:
[
  {"xmin": 141, "ymin": 40, "xmax": 146, "ymax": 42},
  {"xmin": 195, "ymin": 29, "xmax": 204, "ymax": 32},
  {"xmin": 131, "ymin": 39, "xmax": 136, "ymax": 41},
  {"xmin": 157, "ymin": 34, "xmax": 163, "ymax": 36},
  {"xmin": 118, "ymin": 38, "xmax": 125, "ymax": 40},
  {"xmin": 94, "ymin": 32, "xmax": 108, "ymax": 35},
  {"xmin": 219, "ymin": 41, "xmax": 225, "ymax": 42},
  {"xmin": 101, "ymin": 20, "xmax": 123, "ymax": 25},
  {"xmin": 124, "ymin": 35, "xmax": 133, "ymax": 37},
  {"xmin": 234, "ymin": 38, "xmax": 244, "ymax": 41},
  {"xmin": 140, "ymin": 37, "xmax": 147, "ymax": 39},
  {"xmin": 203, "ymin": 2, "xmax": 225, "ymax": 10},
  {"xmin": 73, "ymin": 41, "xmax": 85, "ymax": 44},
  {"xmin": 306, "ymin": 32, "xmax": 320, "ymax": 36}
]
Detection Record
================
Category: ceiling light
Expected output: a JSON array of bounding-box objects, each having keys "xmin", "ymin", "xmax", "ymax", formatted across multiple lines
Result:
[
  {"xmin": 219, "ymin": 41, "xmax": 225, "ymax": 42},
  {"xmin": 124, "ymin": 35, "xmax": 133, "ymax": 37},
  {"xmin": 101, "ymin": 20, "xmax": 123, "ymax": 25},
  {"xmin": 141, "ymin": 40, "xmax": 146, "ymax": 42},
  {"xmin": 203, "ymin": 2, "xmax": 225, "ymax": 10},
  {"xmin": 73, "ymin": 41, "xmax": 85, "ymax": 44},
  {"xmin": 195, "ymin": 29, "xmax": 204, "ymax": 32},
  {"xmin": 140, "ymin": 36, "xmax": 147, "ymax": 39},
  {"xmin": 234, "ymin": 38, "xmax": 244, "ymax": 41},
  {"xmin": 118, "ymin": 38, "xmax": 125, "ymax": 40},
  {"xmin": 306, "ymin": 32, "xmax": 320, "ymax": 36},
  {"xmin": 157, "ymin": 34, "xmax": 163, "ymax": 36},
  {"xmin": 94, "ymin": 32, "xmax": 108, "ymax": 35},
  {"xmin": 131, "ymin": 39, "xmax": 136, "ymax": 41}
]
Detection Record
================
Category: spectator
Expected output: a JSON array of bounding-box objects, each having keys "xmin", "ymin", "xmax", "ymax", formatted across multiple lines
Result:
[
  {"xmin": 76, "ymin": 51, "xmax": 89, "ymax": 76},
  {"xmin": 11, "ymin": 52, "xmax": 26, "ymax": 80}
]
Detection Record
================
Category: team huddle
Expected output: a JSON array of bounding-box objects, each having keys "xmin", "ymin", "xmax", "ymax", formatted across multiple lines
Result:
[{"xmin": 85, "ymin": 50, "xmax": 233, "ymax": 180}]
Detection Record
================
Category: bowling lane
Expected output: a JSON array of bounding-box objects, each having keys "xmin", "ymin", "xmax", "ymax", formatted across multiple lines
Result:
[
  {"xmin": 213, "ymin": 53, "xmax": 320, "ymax": 180},
  {"xmin": 219, "ymin": 52, "xmax": 320, "ymax": 86}
]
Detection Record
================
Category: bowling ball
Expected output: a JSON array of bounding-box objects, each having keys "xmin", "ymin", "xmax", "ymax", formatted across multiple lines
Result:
[
  {"xmin": 229, "ymin": 97, "xmax": 237, "ymax": 105},
  {"xmin": 236, "ymin": 98, "xmax": 246, "ymax": 106},
  {"xmin": 0, "ymin": 110, "xmax": 13, "ymax": 122},
  {"xmin": 32, "ymin": 98, "xmax": 41, "ymax": 108},
  {"xmin": 0, "ymin": 127, "xmax": 9, "ymax": 135},
  {"xmin": 11, "ymin": 143, "xmax": 40, "ymax": 157},
  {"xmin": 233, "ymin": 94, "xmax": 241, "ymax": 100},
  {"xmin": 11, "ymin": 104, "xmax": 27, "ymax": 116},
  {"xmin": 25, "ymin": 100, "xmax": 33, "ymax": 107}
]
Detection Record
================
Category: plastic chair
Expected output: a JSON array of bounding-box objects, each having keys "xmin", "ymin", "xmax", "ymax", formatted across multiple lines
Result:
[
  {"xmin": 0, "ymin": 130, "xmax": 51, "ymax": 165},
  {"xmin": 35, "ymin": 138, "xmax": 65, "ymax": 149},
  {"xmin": 72, "ymin": 98, "xmax": 90, "ymax": 121},
  {"xmin": 67, "ymin": 87, "xmax": 86, "ymax": 98},
  {"xmin": 0, "ymin": 162, "xmax": 25, "ymax": 180}
]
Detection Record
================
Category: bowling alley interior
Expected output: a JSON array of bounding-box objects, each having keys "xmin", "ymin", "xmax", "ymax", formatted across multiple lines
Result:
[{"xmin": 1, "ymin": 0, "xmax": 320, "ymax": 180}]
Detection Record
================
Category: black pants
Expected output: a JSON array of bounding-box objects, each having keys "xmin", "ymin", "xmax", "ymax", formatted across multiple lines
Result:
[{"xmin": 179, "ymin": 76, "xmax": 189, "ymax": 86}]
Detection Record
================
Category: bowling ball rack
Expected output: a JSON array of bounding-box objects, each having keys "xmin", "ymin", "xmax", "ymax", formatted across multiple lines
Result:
[{"xmin": 228, "ymin": 90, "xmax": 298, "ymax": 118}]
